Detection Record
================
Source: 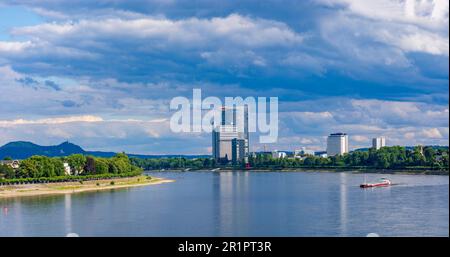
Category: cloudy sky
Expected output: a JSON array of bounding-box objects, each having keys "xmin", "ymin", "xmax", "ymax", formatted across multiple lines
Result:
[{"xmin": 0, "ymin": 0, "xmax": 448, "ymax": 154}]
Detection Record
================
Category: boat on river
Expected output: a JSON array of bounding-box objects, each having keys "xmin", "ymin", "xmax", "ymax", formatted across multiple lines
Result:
[{"xmin": 360, "ymin": 178, "xmax": 392, "ymax": 188}]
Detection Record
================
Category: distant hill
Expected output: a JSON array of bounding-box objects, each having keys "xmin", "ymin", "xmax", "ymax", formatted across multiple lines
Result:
[
  {"xmin": 0, "ymin": 141, "xmax": 209, "ymax": 160},
  {"xmin": 0, "ymin": 141, "xmax": 84, "ymax": 159}
]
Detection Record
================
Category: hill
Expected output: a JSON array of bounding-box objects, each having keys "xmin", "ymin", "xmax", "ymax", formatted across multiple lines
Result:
[{"xmin": 0, "ymin": 141, "xmax": 209, "ymax": 160}]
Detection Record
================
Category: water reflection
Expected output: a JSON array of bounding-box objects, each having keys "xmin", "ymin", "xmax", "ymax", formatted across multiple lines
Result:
[
  {"xmin": 1, "ymin": 198, "xmax": 25, "ymax": 236},
  {"xmin": 64, "ymin": 194, "xmax": 72, "ymax": 235},
  {"xmin": 214, "ymin": 171, "xmax": 250, "ymax": 236},
  {"xmin": 340, "ymin": 172, "xmax": 347, "ymax": 236}
]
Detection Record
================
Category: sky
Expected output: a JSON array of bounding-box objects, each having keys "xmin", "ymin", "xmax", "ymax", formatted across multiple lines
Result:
[{"xmin": 0, "ymin": 0, "xmax": 448, "ymax": 154}]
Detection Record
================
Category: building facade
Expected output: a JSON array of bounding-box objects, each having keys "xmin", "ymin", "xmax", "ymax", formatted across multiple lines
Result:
[
  {"xmin": 212, "ymin": 106, "xmax": 249, "ymax": 164},
  {"xmin": 63, "ymin": 162, "xmax": 71, "ymax": 175},
  {"xmin": 294, "ymin": 147, "xmax": 315, "ymax": 156},
  {"xmin": 213, "ymin": 125, "xmax": 240, "ymax": 162},
  {"xmin": 326, "ymin": 133, "xmax": 349, "ymax": 156},
  {"xmin": 0, "ymin": 160, "xmax": 20, "ymax": 169},
  {"xmin": 232, "ymin": 138, "xmax": 246, "ymax": 165},
  {"xmin": 372, "ymin": 137, "xmax": 386, "ymax": 150}
]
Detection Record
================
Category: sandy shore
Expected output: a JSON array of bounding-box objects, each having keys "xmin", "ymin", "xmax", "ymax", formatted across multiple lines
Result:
[{"xmin": 0, "ymin": 176, "xmax": 174, "ymax": 199}]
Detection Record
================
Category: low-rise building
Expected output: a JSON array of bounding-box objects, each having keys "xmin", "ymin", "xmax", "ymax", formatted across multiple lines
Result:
[
  {"xmin": 314, "ymin": 151, "xmax": 328, "ymax": 158},
  {"xmin": 0, "ymin": 160, "xmax": 20, "ymax": 169},
  {"xmin": 272, "ymin": 150, "xmax": 287, "ymax": 159},
  {"xmin": 63, "ymin": 162, "xmax": 71, "ymax": 175},
  {"xmin": 294, "ymin": 147, "xmax": 315, "ymax": 156}
]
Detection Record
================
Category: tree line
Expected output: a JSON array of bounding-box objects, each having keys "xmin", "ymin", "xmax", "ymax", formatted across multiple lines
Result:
[
  {"xmin": 0, "ymin": 153, "xmax": 142, "ymax": 179},
  {"xmin": 1, "ymin": 146, "xmax": 448, "ymax": 179},
  {"xmin": 128, "ymin": 146, "xmax": 448, "ymax": 171},
  {"xmin": 130, "ymin": 157, "xmax": 217, "ymax": 170},
  {"xmin": 249, "ymin": 146, "xmax": 448, "ymax": 170}
]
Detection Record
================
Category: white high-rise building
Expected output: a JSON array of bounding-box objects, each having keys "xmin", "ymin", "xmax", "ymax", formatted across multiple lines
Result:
[
  {"xmin": 326, "ymin": 133, "xmax": 349, "ymax": 156},
  {"xmin": 212, "ymin": 106, "xmax": 249, "ymax": 164},
  {"xmin": 372, "ymin": 137, "xmax": 386, "ymax": 150}
]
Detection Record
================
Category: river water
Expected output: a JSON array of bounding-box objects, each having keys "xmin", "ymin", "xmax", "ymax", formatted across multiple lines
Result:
[{"xmin": 0, "ymin": 171, "xmax": 448, "ymax": 236}]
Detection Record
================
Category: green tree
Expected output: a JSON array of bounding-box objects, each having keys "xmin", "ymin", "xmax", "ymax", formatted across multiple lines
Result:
[
  {"xmin": 66, "ymin": 154, "xmax": 86, "ymax": 175},
  {"xmin": 18, "ymin": 158, "xmax": 39, "ymax": 178},
  {"xmin": 85, "ymin": 156, "xmax": 96, "ymax": 174},
  {"xmin": 95, "ymin": 158, "xmax": 109, "ymax": 174},
  {"xmin": 0, "ymin": 164, "xmax": 15, "ymax": 178},
  {"xmin": 412, "ymin": 146, "xmax": 426, "ymax": 166},
  {"xmin": 51, "ymin": 158, "xmax": 65, "ymax": 176},
  {"xmin": 423, "ymin": 147, "xmax": 436, "ymax": 165},
  {"xmin": 109, "ymin": 153, "xmax": 132, "ymax": 174}
]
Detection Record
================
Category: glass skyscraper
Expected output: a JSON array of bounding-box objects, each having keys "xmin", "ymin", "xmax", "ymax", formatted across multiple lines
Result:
[{"xmin": 213, "ymin": 105, "xmax": 249, "ymax": 164}]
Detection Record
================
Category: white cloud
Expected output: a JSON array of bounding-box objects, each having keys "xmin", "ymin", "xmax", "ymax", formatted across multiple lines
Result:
[
  {"xmin": 0, "ymin": 13, "xmax": 308, "ymax": 78},
  {"xmin": 0, "ymin": 41, "xmax": 33, "ymax": 54},
  {"xmin": 31, "ymin": 7, "xmax": 69, "ymax": 20},
  {"xmin": 11, "ymin": 14, "xmax": 304, "ymax": 49},
  {"xmin": 352, "ymin": 135, "xmax": 369, "ymax": 142},
  {"xmin": 421, "ymin": 127, "xmax": 443, "ymax": 138},
  {"xmin": 283, "ymin": 111, "xmax": 334, "ymax": 123},
  {"xmin": 374, "ymin": 24, "xmax": 449, "ymax": 56},
  {"xmin": 319, "ymin": 0, "xmax": 449, "ymax": 27},
  {"xmin": 318, "ymin": 0, "xmax": 449, "ymax": 56},
  {"xmin": 0, "ymin": 115, "xmax": 103, "ymax": 127},
  {"xmin": 404, "ymin": 132, "xmax": 416, "ymax": 139},
  {"xmin": 349, "ymin": 99, "xmax": 449, "ymax": 127}
]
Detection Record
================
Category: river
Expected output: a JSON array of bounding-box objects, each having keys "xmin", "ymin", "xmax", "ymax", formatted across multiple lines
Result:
[{"xmin": 0, "ymin": 171, "xmax": 448, "ymax": 236}]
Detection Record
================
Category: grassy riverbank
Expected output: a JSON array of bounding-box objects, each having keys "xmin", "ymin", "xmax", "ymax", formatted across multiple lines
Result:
[{"xmin": 0, "ymin": 175, "xmax": 174, "ymax": 199}]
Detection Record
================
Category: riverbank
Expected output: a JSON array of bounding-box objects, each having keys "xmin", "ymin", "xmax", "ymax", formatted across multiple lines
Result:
[{"xmin": 0, "ymin": 175, "xmax": 174, "ymax": 199}]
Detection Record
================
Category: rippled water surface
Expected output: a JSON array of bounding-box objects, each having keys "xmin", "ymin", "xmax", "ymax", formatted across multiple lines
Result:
[{"xmin": 0, "ymin": 171, "xmax": 448, "ymax": 236}]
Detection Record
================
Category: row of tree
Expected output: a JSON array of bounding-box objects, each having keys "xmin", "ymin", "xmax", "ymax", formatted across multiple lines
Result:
[
  {"xmin": 251, "ymin": 146, "xmax": 448, "ymax": 169},
  {"xmin": 0, "ymin": 153, "xmax": 142, "ymax": 179},
  {"xmin": 130, "ymin": 157, "xmax": 217, "ymax": 170},
  {"xmin": 1, "ymin": 147, "xmax": 447, "ymax": 178},
  {"xmin": 128, "ymin": 146, "xmax": 449, "ymax": 171}
]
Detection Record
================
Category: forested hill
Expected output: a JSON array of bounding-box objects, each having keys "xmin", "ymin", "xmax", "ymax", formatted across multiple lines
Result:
[{"xmin": 0, "ymin": 141, "xmax": 208, "ymax": 160}]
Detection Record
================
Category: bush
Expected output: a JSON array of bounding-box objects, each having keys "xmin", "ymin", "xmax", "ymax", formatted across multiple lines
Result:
[{"xmin": 0, "ymin": 170, "xmax": 143, "ymax": 186}]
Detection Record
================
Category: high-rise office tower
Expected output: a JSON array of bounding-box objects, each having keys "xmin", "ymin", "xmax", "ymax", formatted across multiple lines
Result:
[
  {"xmin": 212, "ymin": 106, "xmax": 249, "ymax": 164},
  {"xmin": 326, "ymin": 133, "xmax": 349, "ymax": 156}
]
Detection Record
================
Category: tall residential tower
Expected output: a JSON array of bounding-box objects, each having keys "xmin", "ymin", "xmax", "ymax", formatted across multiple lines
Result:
[{"xmin": 372, "ymin": 137, "xmax": 386, "ymax": 150}]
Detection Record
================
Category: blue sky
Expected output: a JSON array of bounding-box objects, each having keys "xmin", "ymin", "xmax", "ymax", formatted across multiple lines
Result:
[{"xmin": 0, "ymin": 0, "xmax": 448, "ymax": 154}]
